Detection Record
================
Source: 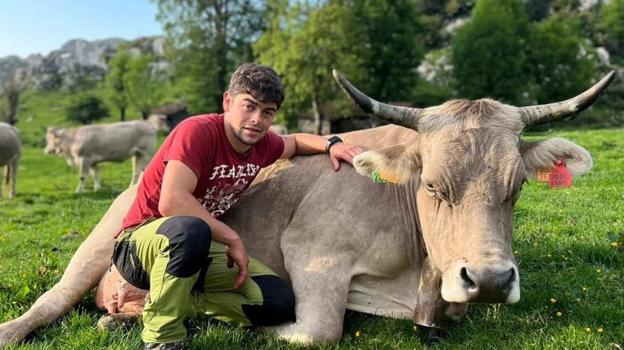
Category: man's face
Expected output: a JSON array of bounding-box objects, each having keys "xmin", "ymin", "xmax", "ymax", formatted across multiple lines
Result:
[{"xmin": 223, "ymin": 91, "xmax": 278, "ymax": 148}]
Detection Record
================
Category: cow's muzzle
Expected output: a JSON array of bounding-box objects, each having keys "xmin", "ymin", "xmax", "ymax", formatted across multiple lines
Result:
[{"xmin": 441, "ymin": 261, "xmax": 520, "ymax": 304}]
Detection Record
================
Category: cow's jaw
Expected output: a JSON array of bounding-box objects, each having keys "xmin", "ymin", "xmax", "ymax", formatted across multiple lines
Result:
[{"xmin": 440, "ymin": 259, "xmax": 520, "ymax": 304}]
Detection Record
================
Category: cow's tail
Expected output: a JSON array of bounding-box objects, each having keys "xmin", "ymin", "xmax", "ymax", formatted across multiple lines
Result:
[{"xmin": 0, "ymin": 185, "xmax": 137, "ymax": 349}]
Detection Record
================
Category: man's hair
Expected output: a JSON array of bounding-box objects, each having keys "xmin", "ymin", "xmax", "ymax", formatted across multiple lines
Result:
[{"xmin": 228, "ymin": 63, "xmax": 285, "ymax": 109}]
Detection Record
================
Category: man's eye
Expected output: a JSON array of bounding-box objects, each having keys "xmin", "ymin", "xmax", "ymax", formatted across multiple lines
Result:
[
  {"xmin": 243, "ymin": 104, "xmax": 255, "ymax": 112},
  {"xmin": 263, "ymin": 111, "xmax": 275, "ymax": 119}
]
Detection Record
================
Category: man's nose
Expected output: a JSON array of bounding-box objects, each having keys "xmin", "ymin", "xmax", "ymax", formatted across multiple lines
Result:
[{"xmin": 249, "ymin": 111, "xmax": 263, "ymax": 124}]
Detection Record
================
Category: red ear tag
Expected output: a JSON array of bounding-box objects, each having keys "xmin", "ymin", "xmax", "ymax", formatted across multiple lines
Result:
[{"xmin": 548, "ymin": 160, "xmax": 573, "ymax": 188}]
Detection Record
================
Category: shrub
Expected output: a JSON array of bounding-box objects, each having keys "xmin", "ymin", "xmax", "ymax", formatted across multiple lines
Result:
[{"xmin": 66, "ymin": 94, "xmax": 109, "ymax": 124}]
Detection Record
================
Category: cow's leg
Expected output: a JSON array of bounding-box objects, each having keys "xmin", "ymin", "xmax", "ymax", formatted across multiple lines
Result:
[
  {"xmin": 130, "ymin": 153, "xmax": 148, "ymax": 187},
  {"xmin": 264, "ymin": 252, "xmax": 353, "ymax": 344},
  {"xmin": 413, "ymin": 257, "xmax": 467, "ymax": 342},
  {"xmin": 0, "ymin": 165, "xmax": 4, "ymax": 198},
  {"xmin": 8, "ymin": 155, "xmax": 18, "ymax": 199},
  {"xmin": 76, "ymin": 157, "xmax": 91, "ymax": 193},
  {"xmin": 0, "ymin": 185, "xmax": 137, "ymax": 349},
  {"xmin": 90, "ymin": 164, "xmax": 101, "ymax": 192}
]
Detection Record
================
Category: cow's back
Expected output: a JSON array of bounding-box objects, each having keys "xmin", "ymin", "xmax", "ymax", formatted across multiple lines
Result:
[
  {"xmin": 73, "ymin": 121, "xmax": 157, "ymax": 161},
  {"xmin": 222, "ymin": 125, "xmax": 422, "ymax": 318}
]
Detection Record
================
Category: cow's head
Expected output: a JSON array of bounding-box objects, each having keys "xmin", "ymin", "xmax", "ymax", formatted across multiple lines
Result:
[
  {"xmin": 44, "ymin": 127, "xmax": 65, "ymax": 155},
  {"xmin": 334, "ymin": 70, "xmax": 614, "ymax": 305}
]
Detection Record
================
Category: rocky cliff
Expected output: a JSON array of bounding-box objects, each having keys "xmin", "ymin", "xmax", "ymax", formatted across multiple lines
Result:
[{"xmin": 0, "ymin": 36, "xmax": 167, "ymax": 90}]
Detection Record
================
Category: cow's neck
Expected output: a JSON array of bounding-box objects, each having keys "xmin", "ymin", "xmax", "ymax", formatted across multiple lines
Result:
[{"xmin": 392, "ymin": 176, "xmax": 426, "ymax": 263}]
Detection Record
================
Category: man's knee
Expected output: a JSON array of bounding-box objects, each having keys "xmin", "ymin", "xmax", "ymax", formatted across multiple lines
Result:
[
  {"xmin": 243, "ymin": 275, "xmax": 296, "ymax": 326},
  {"xmin": 156, "ymin": 216, "xmax": 212, "ymax": 278}
]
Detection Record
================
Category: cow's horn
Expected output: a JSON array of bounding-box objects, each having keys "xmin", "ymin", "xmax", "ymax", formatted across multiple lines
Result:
[
  {"xmin": 518, "ymin": 70, "xmax": 615, "ymax": 126},
  {"xmin": 332, "ymin": 70, "xmax": 423, "ymax": 128}
]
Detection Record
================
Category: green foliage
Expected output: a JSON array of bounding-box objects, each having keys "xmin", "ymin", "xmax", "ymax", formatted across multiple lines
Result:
[
  {"xmin": 256, "ymin": 0, "xmax": 425, "ymax": 130},
  {"xmin": 452, "ymin": 0, "xmax": 531, "ymax": 104},
  {"xmin": 346, "ymin": 0, "xmax": 424, "ymax": 103},
  {"xmin": 256, "ymin": 0, "xmax": 358, "ymax": 130},
  {"xmin": 156, "ymin": 0, "xmax": 265, "ymax": 114},
  {"xmin": 527, "ymin": 16, "xmax": 594, "ymax": 104},
  {"xmin": 65, "ymin": 94, "xmax": 109, "ymax": 124},
  {"xmin": 599, "ymin": 0, "xmax": 624, "ymax": 63},
  {"xmin": 525, "ymin": 0, "xmax": 551, "ymax": 21},
  {"xmin": 105, "ymin": 48, "xmax": 131, "ymax": 121},
  {"xmin": 125, "ymin": 54, "xmax": 163, "ymax": 119}
]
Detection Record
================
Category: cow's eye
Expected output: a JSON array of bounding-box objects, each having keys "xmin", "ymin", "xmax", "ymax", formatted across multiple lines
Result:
[{"xmin": 425, "ymin": 183, "xmax": 448, "ymax": 200}]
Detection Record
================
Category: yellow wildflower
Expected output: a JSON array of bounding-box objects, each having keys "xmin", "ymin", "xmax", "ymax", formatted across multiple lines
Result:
[
  {"xmin": 596, "ymin": 269, "xmax": 602, "ymax": 273},
  {"xmin": 556, "ymin": 312, "xmax": 562, "ymax": 317},
  {"xmin": 550, "ymin": 298, "xmax": 557, "ymax": 304},
  {"xmin": 585, "ymin": 327, "xmax": 591, "ymax": 332},
  {"xmin": 355, "ymin": 331, "xmax": 361, "ymax": 337},
  {"xmin": 597, "ymin": 328, "xmax": 603, "ymax": 333}
]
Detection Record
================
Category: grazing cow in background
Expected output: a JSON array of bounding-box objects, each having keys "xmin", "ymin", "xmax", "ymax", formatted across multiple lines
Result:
[
  {"xmin": 0, "ymin": 70, "xmax": 614, "ymax": 348},
  {"xmin": 0, "ymin": 122, "xmax": 21, "ymax": 199},
  {"xmin": 44, "ymin": 120, "xmax": 157, "ymax": 193}
]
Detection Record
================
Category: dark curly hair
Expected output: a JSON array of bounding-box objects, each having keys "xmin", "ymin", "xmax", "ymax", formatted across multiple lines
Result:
[{"xmin": 228, "ymin": 63, "xmax": 285, "ymax": 109}]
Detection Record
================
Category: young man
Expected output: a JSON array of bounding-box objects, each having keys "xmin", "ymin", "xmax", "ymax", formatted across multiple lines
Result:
[{"xmin": 108, "ymin": 63, "xmax": 362, "ymax": 349}]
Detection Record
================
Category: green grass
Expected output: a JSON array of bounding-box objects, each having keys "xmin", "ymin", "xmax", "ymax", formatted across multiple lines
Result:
[{"xmin": 1, "ymin": 125, "xmax": 623, "ymax": 348}]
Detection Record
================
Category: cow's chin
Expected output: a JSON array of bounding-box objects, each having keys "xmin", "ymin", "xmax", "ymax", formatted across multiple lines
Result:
[{"xmin": 440, "ymin": 260, "xmax": 520, "ymax": 304}]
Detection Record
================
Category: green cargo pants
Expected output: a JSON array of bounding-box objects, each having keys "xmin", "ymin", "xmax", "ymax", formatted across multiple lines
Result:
[{"xmin": 113, "ymin": 216, "xmax": 295, "ymax": 344}]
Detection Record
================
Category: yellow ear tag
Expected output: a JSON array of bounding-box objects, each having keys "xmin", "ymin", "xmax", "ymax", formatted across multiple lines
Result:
[{"xmin": 370, "ymin": 169, "xmax": 399, "ymax": 184}]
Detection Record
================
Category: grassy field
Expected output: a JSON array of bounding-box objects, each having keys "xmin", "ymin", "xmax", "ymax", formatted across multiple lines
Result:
[{"xmin": 1, "ymin": 124, "xmax": 623, "ymax": 349}]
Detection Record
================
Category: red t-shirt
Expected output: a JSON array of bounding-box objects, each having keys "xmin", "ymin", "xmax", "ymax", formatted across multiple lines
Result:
[{"xmin": 119, "ymin": 114, "xmax": 285, "ymax": 235}]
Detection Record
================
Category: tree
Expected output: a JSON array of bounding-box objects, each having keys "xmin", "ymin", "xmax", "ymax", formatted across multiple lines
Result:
[
  {"xmin": 125, "ymin": 55, "xmax": 163, "ymax": 119},
  {"xmin": 599, "ymin": 0, "xmax": 624, "ymax": 63},
  {"xmin": 66, "ymin": 94, "xmax": 109, "ymax": 124},
  {"xmin": 256, "ymin": 1, "xmax": 358, "ymax": 134},
  {"xmin": 346, "ymin": 0, "xmax": 424, "ymax": 103},
  {"xmin": 451, "ymin": 0, "xmax": 530, "ymax": 104},
  {"xmin": 527, "ymin": 16, "xmax": 594, "ymax": 104},
  {"xmin": 256, "ymin": 0, "xmax": 424, "ymax": 133},
  {"xmin": 156, "ymin": 0, "xmax": 264, "ymax": 113},
  {"xmin": 106, "ymin": 48, "xmax": 131, "ymax": 121}
]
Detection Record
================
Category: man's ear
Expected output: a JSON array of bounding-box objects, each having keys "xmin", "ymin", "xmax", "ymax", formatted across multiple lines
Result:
[
  {"xmin": 520, "ymin": 138, "xmax": 593, "ymax": 178},
  {"xmin": 223, "ymin": 91, "xmax": 232, "ymax": 113},
  {"xmin": 353, "ymin": 136, "xmax": 420, "ymax": 184}
]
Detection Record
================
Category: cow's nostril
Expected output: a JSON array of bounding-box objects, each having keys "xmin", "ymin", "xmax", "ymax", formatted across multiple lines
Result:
[
  {"xmin": 460, "ymin": 267, "xmax": 477, "ymax": 291},
  {"xmin": 503, "ymin": 268, "xmax": 515, "ymax": 288}
]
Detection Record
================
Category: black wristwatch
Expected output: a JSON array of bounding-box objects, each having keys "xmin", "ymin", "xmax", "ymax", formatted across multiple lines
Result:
[{"xmin": 325, "ymin": 136, "xmax": 343, "ymax": 153}]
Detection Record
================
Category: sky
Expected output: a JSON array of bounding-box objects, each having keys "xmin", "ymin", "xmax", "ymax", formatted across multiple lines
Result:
[{"xmin": 0, "ymin": 0, "xmax": 163, "ymax": 58}]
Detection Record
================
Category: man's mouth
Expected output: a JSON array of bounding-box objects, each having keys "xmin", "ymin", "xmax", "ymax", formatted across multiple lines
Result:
[{"xmin": 243, "ymin": 126, "xmax": 262, "ymax": 134}]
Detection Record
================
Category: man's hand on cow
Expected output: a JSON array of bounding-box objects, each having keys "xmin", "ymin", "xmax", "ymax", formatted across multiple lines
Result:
[
  {"xmin": 225, "ymin": 238, "xmax": 250, "ymax": 289},
  {"xmin": 329, "ymin": 143, "xmax": 364, "ymax": 171}
]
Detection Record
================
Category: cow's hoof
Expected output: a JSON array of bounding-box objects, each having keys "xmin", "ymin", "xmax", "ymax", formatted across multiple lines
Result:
[
  {"xmin": 97, "ymin": 313, "xmax": 141, "ymax": 332},
  {"xmin": 417, "ymin": 325, "xmax": 445, "ymax": 345}
]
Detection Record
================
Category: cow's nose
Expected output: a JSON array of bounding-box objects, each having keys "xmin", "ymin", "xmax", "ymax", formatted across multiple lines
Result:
[{"xmin": 460, "ymin": 266, "xmax": 515, "ymax": 302}]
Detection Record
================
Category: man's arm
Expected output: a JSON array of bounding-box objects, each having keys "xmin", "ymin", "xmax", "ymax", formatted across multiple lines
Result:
[
  {"xmin": 159, "ymin": 159, "xmax": 249, "ymax": 289},
  {"xmin": 280, "ymin": 133, "xmax": 363, "ymax": 170}
]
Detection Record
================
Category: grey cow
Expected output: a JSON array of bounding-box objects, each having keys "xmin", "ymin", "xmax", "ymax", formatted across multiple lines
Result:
[
  {"xmin": 0, "ymin": 70, "xmax": 614, "ymax": 347},
  {"xmin": 0, "ymin": 122, "xmax": 20, "ymax": 199},
  {"xmin": 44, "ymin": 120, "xmax": 157, "ymax": 192}
]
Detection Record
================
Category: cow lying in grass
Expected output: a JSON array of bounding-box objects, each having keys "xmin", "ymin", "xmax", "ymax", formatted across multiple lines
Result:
[{"xmin": 0, "ymin": 70, "xmax": 614, "ymax": 347}]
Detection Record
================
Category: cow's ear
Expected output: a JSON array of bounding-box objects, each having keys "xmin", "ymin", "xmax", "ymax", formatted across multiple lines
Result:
[
  {"xmin": 520, "ymin": 138, "xmax": 592, "ymax": 178},
  {"xmin": 353, "ymin": 138, "xmax": 420, "ymax": 185}
]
